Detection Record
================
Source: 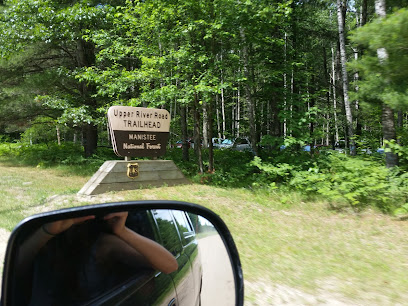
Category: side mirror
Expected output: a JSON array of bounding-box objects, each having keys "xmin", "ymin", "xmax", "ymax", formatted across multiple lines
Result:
[{"xmin": 1, "ymin": 201, "xmax": 244, "ymax": 306}]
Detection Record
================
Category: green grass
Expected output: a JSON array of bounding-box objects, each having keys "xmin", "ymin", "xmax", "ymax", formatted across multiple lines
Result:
[
  {"xmin": 1, "ymin": 161, "xmax": 408, "ymax": 303},
  {"xmin": 0, "ymin": 161, "xmax": 88, "ymax": 230}
]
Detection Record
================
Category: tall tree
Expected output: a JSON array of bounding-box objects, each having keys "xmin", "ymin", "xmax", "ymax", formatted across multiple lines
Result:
[
  {"xmin": 337, "ymin": 0, "xmax": 356, "ymax": 155},
  {"xmin": 350, "ymin": 3, "xmax": 408, "ymax": 165},
  {"xmin": 375, "ymin": 0, "xmax": 398, "ymax": 167},
  {"xmin": 0, "ymin": 0, "xmax": 119, "ymax": 156}
]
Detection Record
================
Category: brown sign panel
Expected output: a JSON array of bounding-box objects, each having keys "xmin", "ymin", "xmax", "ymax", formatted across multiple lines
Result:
[
  {"xmin": 112, "ymin": 131, "xmax": 169, "ymax": 157},
  {"xmin": 107, "ymin": 106, "xmax": 171, "ymax": 158}
]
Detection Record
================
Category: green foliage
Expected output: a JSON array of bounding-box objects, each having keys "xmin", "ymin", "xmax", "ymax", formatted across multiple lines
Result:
[
  {"xmin": 0, "ymin": 141, "xmax": 118, "ymax": 175},
  {"xmin": 349, "ymin": 8, "xmax": 408, "ymax": 110},
  {"xmin": 2, "ymin": 140, "xmax": 408, "ymax": 213},
  {"xmin": 20, "ymin": 116, "xmax": 58, "ymax": 144},
  {"xmin": 290, "ymin": 154, "xmax": 407, "ymax": 212},
  {"xmin": 165, "ymin": 148, "xmax": 256, "ymax": 187},
  {"xmin": 251, "ymin": 156, "xmax": 294, "ymax": 185},
  {"xmin": 12, "ymin": 142, "xmax": 86, "ymax": 166},
  {"xmin": 164, "ymin": 148, "xmax": 198, "ymax": 176},
  {"xmin": 384, "ymin": 140, "xmax": 408, "ymax": 170},
  {"xmin": 171, "ymin": 144, "xmax": 408, "ymax": 213},
  {"xmin": 206, "ymin": 150, "xmax": 256, "ymax": 187},
  {"xmin": 0, "ymin": 135, "xmax": 13, "ymax": 143},
  {"xmin": 0, "ymin": 142, "xmax": 19, "ymax": 156},
  {"xmin": 393, "ymin": 203, "xmax": 408, "ymax": 216},
  {"xmin": 0, "ymin": 0, "xmax": 122, "ymax": 156},
  {"xmin": 0, "ymin": 0, "xmax": 115, "ymax": 57},
  {"xmin": 250, "ymin": 151, "xmax": 408, "ymax": 212}
]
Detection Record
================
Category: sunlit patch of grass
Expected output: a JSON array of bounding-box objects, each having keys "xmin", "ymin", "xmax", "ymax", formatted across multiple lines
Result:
[{"xmin": 0, "ymin": 163, "xmax": 87, "ymax": 230}]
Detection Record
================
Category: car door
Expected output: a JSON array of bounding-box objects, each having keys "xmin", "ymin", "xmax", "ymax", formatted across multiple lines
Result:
[
  {"xmin": 152, "ymin": 209, "xmax": 197, "ymax": 306},
  {"xmin": 87, "ymin": 209, "xmax": 178, "ymax": 306},
  {"xmin": 171, "ymin": 210, "xmax": 202, "ymax": 304},
  {"xmin": 91, "ymin": 270, "xmax": 176, "ymax": 306}
]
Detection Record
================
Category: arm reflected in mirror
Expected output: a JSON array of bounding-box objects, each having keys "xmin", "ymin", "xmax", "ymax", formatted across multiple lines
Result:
[{"xmin": 102, "ymin": 211, "xmax": 178, "ymax": 274}]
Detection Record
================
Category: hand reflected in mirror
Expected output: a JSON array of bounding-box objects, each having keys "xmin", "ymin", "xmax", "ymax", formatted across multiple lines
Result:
[{"xmin": 42, "ymin": 215, "xmax": 96, "ymax": 236}]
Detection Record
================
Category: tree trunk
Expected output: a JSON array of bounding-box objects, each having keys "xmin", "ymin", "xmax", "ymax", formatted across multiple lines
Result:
[
  {"xmin": 216, "ymin": 95, "xmax": 222, "ymax": 139},
  {"xmin": 83, "ymin": 123, "xmax": 97, "ymax": 158},
  {"xmin": 332, "ymin": 46, "xmax": 340, "ymax": 144},
  {"xmin": 240, "ymin": 28, "xmax": 258, "ymax": 155},
  {"xmin": 323, "ymin": 46, "xmax": 333, "ymax": 145},
  {"xmin": 397, "ymin": 111, "xmax": 403, "ymax": 128},
  {"xmin": 283, "ymin": 32, "xmax": 288, "ymax": 137},
  {"xmin": 354, "ymin": 0, "xmax": 368, "ymax": 139},
  {"xmin": 208, "ymin": 98, "xmax": 214, "ymax": 172},
  {"xmin": 337, "ymin": 0, "xmax": 356, "ymax": 155},
  {"xmin": 221, "ymin": 85, "xmax": 226, "ymax": 139},
  {"xmin": 261, "ymin": 97, "xmax": 268, "ymax": 137},
  {"xmin": 376, "ymin": 0, "xmax": 398, "ymax": 167},
  {"xmin": 309, "ymin": 75, "xmax": 316, "ymax": 153},
  {"xmin": 361, "ymin": 0, "xmax": 368, "ymax": 26},
  {"xmin": 236, "ymin": 85, "xmax": 241, "ymax": 138},
  {"xmin": 56, "ymin": 125, "xmax": 61, "ymax": 145},
  {"xmin": 82, "ymin": 125, "xmax": 97, "ymax": 158},
  {"xmin": 76, "ymin": 39, "xmax": 97, "ymax": 157},
  {"xmin": 202, "ymin": 101, "xmax": 208, "ymax": 148},
  {"xmin": 193, "ymin": 92, "xmax": 203, "ymax": 173},
  {"xmin": 271, "ymin": 94, "xmax": 280, "ymax": 139},
  {"xmin": 231, "ymin": 104, "xmax": 235, "ymax": 137},
  {"xmin": 397, "ymin": 111, "xmax": 403, "ymax": 145},
  {"xmin": 382, "ymin": 104, "xmax": 398, "ymax": 167},
  {"xmin": 180, "ymin": 105, "xmax": 189, "ymax": 161}
]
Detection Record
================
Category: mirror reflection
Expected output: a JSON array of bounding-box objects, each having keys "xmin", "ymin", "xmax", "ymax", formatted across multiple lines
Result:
[{"xmin": 11, "ymin": 209, "xmax": 235, "ymax": 306}]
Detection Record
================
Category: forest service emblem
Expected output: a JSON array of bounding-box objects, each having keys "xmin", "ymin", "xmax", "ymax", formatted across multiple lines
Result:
[{"xmin": 127, "ymin": 163, "xmax": 139, "ymax": 179}]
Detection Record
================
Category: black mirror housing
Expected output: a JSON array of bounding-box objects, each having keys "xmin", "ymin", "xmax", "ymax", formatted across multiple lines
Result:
[{"xmin": 2, "ymin": 201, "xmax": 244, "ymax": 306}]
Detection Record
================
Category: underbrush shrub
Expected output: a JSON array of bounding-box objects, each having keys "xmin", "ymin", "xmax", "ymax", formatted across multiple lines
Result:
[
  {"xmin": 20, "ymin": 117, "xmax": 60, "ymax": 144},
  {"xmin": 0, "ymin": 135, "xmax": 13, "ymax": 143},
  {"xmin": 251, "ymin": 156, "xmax": 295, "ymax": 186},
  {"xmin": 385, "ymin": 140, "xmax": 408, "ymax": 171},
  {"xmin": 164, "ymin": 148, "xmax": 198, "ymax": 176},
  {"xmin": 167, "ymin": 148, "xmax": 257, "ymax": 187},
  {"xmin": 0, "ymin": 143, "xmax": 19, "ymax": 157},
  {"xmin": 386, "ymin": 169, "xmax": 408, "ymax": 215},
  {"xmin": 252, "ymin": 152, "xmax": 408, "ymax": 212},
  {"xmin": 251, "ymin": 146, "xmax": 327, "ymax": 186},
  {"xmin": 189, "ymin": 150, "xmax": 256, "ymax": 187},
  {"xmin": 208, "ymin": 150, "xmax": 256, "ymax": 187},
  {"xmin": 0, "ymin": 142, "xmax": 117, "ymax": 172},
  {"xmin": 290, "ymin": 154, "xmax": 407, "ymax": 212},
  {"xmin": 14, "ymin": 142, "xmax": 85, "ymax": 166}
]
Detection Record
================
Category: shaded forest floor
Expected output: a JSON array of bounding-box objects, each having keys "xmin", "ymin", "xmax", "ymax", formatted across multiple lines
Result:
[{"xmin": 0, "ymin": 161, "xmax": 407, "ymax": 304}]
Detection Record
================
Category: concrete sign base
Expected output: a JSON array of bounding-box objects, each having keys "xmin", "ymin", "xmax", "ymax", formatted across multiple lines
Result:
[{"xmin": 78, "ymin": 160, "xmax": 190, "ymax": 196}]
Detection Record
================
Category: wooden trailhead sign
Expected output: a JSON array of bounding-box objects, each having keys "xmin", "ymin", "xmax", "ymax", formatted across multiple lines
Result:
[
  {"xmin": 107, "ymin": 106, "xmax": 171, "ymax": 158},
  {"xmin": 78, "ymin": 106, "xmax": 187, "ymax": 195}
]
